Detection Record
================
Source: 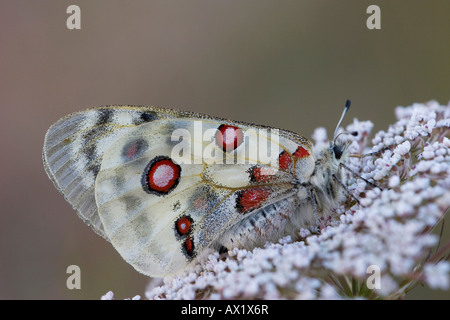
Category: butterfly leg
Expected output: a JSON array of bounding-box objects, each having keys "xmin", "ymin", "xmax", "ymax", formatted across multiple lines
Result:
[
  {"xmin": 332, "ymin": 174, "xmax": 361, "ymax": 206},
  {"xmin": 350, "ymin": 146, "xmax": 389, "ymax": 158}
]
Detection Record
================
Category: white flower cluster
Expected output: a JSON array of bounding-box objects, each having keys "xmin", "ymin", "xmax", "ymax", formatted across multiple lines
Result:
[{"xmin": 119, "ymin": 101, "xmax": 450, "ymax": 300}]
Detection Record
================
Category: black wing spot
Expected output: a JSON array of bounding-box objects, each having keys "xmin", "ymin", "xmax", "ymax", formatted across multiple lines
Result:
[
  {"xmin": 96, "ymin": 108, "xmax": 115, "ymax": 126},
  {"xmin": 139, "ymin": 112, "xmax": 158, "ymax": 124}
]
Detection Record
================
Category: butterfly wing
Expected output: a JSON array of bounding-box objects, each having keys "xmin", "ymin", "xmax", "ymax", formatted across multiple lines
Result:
[{"xmin": 43, "ymin": 106, "xmax": 315, "ymax": 277}]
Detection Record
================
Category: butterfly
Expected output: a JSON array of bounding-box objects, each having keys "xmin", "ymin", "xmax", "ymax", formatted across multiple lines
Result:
[{"xmin": 43, "ymin": 101, "xmax": 358, "ymax": 277}]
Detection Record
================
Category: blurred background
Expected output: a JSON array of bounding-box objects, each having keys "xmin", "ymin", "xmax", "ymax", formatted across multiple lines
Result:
[{"xmin": 0, "ymin": 0, "xmax": 449, "ymax": 299}]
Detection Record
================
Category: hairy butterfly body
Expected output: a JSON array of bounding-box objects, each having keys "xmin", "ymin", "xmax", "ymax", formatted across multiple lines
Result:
[{"xmin": 43, "ymin": 104, "xmax": 352, "ymax": 277}]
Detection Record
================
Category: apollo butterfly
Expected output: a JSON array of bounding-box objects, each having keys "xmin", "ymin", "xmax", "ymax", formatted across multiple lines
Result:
[{"xmin": 43, "ymin": 101, "xmax": 359, "ymax": 277}]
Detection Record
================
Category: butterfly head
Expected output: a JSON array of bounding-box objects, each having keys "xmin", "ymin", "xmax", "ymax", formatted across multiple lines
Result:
[
  {"xmin": 330, "ymin": 99, "xmax": 355, "ymax": 160},
  {"xmin": 330, "ymin": 130, "xmax": 358, "ymax": 161},
  {"xmin": 305, "ymin": 100, "xmax": 356, "ymax": 210}
]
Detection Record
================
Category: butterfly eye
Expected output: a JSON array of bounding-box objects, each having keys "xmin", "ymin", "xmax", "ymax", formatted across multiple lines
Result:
[{"xmin": 333, "ymin": 146, "xmax": 343, "ymax": 160}]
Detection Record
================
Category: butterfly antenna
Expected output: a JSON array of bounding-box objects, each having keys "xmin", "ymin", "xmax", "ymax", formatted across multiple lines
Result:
[
  {"xmin": 339, "ymin": 162, "xmax": 383, "ymax": 191},
  {"xmin": 333, "ymin": 99, "xmax": 351, "ymax": 144}
]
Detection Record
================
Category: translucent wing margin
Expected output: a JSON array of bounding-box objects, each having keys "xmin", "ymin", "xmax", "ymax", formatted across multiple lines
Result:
[{"xmin": 42, "ymin": 106, "xmax": 171, "ymax": 239}]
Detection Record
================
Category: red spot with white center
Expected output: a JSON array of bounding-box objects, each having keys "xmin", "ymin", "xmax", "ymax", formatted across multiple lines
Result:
[
  {"xmin": 143, "ymin": 156, "xmax": 181, "ymax": 195},
  {"xmin": 236, "ymin": 187, "xmax": 271, "ymax": 214},
  {"xmin": 175, "ymin": 216, "xmax": 193, "ymax": 236},
  {"xmin": 216, "ymin": 124, "xmax": 243, "ymax": 152}
]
